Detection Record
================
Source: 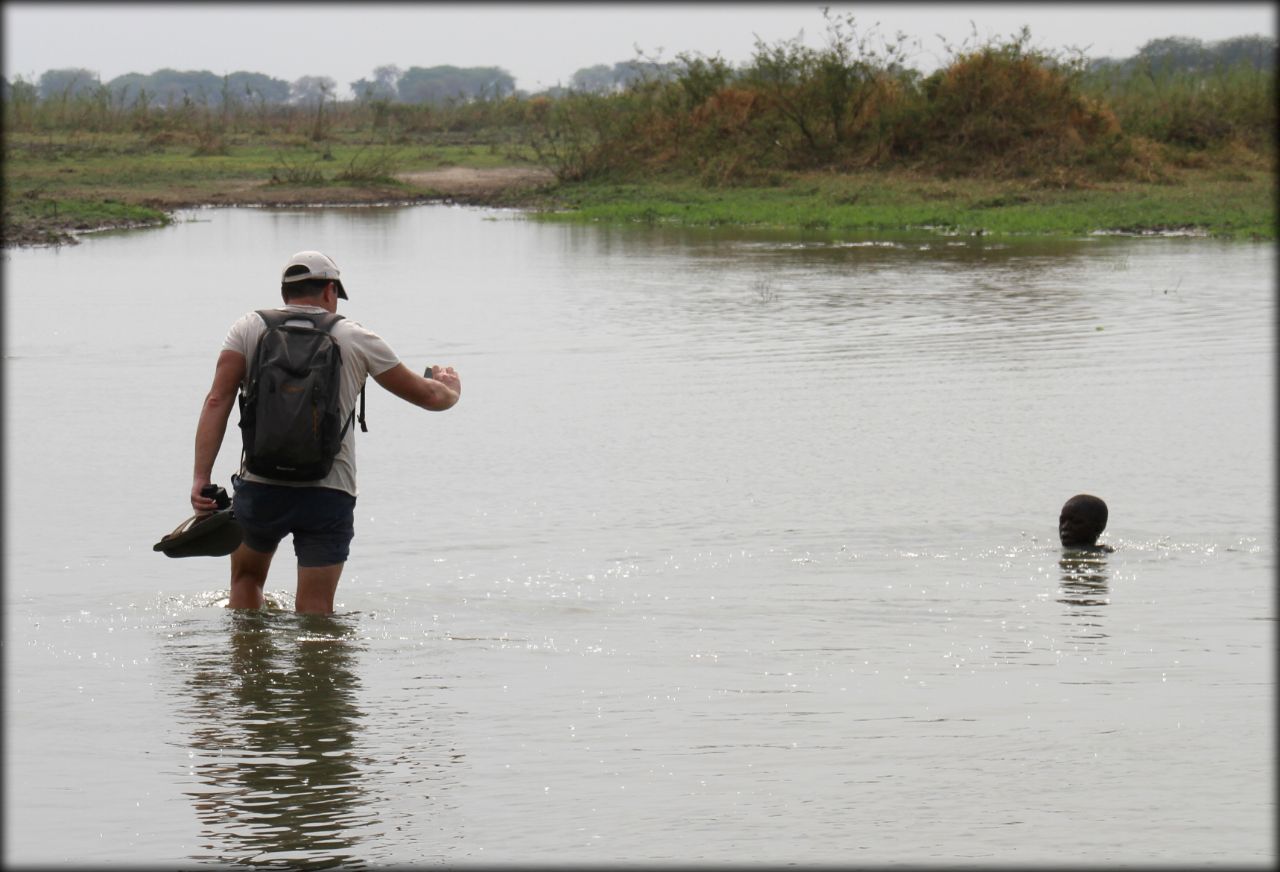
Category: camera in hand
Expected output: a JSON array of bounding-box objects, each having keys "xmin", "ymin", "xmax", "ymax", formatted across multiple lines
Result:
[{"xmin": 200, "ymin": 484, "xmax": 231, "ymax": 510}]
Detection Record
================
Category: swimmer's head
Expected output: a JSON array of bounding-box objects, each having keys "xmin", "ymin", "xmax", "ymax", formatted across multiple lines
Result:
[{"xmin": 1059, "ymin": 494, "xmax": 1108, "ymax": 547}]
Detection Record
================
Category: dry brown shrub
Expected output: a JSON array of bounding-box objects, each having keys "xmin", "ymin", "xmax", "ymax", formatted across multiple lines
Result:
[
  {"xmin": 1213, "ymin": 137, "xmax": 1275, "ymax": 170},
  {"xmin": 524, "ymin": 96, "xmax": 552, "ymax": 122},
  {"xmin": 1070, "ymin": 97, "xmax": 1121, "ymax": 140},
  {"xmin": 689, "ymin": 88, "xmax": 762, "ymax": 135},
  {"xmin": 1099, "ymin": 135, "xmax": 1173, "ymax": 183},
  {"xmin": 921, "ymin": 46, "xmax": 1138, "ymax": 179}
]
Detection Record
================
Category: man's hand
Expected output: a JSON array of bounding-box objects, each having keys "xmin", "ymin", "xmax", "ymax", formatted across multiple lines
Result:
[
  {"xmin": 191, "ymin": 478, "xmax": 218, "ymax": 514},
  {"xmin": 430, "ymin": 365, "xmax": 461, "ymax": 395}
]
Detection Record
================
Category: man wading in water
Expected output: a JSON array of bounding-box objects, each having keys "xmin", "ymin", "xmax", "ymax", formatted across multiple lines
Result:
[{"xmin": 190, "ymin": 250, "xmax": 461, "ymax": 613}]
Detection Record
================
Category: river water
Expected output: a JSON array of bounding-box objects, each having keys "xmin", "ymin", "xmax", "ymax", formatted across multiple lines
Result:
[{"xmin": 3, "ymin": 204, "xmax": 1273, "ymax": 866}]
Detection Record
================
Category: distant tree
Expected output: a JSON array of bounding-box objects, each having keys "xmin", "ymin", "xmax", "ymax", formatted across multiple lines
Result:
[
  {"xmin": 563, "ymin": 57, "xmax": 678, "ymax": 94},
  {"xmin": 104, "ymin": 73, "xmax": 151, "ymax": 103},
  {"xmin": 13, "ymin": 76, "xmax": 38, "ymax": 102},
  {"xmin": 37, "ymin": 68, "xmax": 101, "ymax": 100},
  {"xmin": 290, "ymin": 75, "xmax": 336, "ymax": 106},
  {"xmin": 105, "ymin": 69, "xmax": 227, "ymax": 107},
  {"xmin": 351, "ymin": 64, "xmax": 402, "ymax": 101},
  {"xmin": 3, "ymin": 75, "xmax": 39, "ymax": 126},
  {"xmin": 1136, "ymin": 36, "xmax": 1211, "ymax": 73},
  {"xmin": 613, "ymin": 58, "xmax": 677, "ymax": 88},
  {"xmin": 1208, "ymin": 35, "xmax": 1275, "ymax": 71},
  {"xmin": 396, "ymin": 65, "xmax": 515, "ymax": 105},
  {"xmin": 289, "ymin": 75, "xmax": 335, "ymax": 141},
  {"xmin": 1088, "ymin": 33, "xmax": 1275, "ymax": 77},
  {"xmin": 569, "ymin": 64, "xmax": 616, "ymax": 93},
  {"xmin": 226, "ymin": 71, "xmax": 291, "ymax": 104}
]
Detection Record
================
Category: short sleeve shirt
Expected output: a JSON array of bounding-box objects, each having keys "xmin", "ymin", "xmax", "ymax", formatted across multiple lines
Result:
[{"xmin": 222, "ymin": 305, "xmax": 400, "ymax": 496}]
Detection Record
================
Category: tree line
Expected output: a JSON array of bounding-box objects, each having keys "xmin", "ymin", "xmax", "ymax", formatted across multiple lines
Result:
[
  {"xmin": 1088, "ymin": 34, "xmax": 1275, "ymax": 75},
  {"xmin": 1, "ymin": 64, "xmax": 518, "ymax": 108},
  {"xmin": 2, "ymin": 20, "xmax": 1272, "ymax": 186},
  {"xmin": 7, "ymin": 31, "xmax": 1271, "ymax": 110}
]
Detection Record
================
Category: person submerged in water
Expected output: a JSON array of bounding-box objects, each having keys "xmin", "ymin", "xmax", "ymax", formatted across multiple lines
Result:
[{"xmin": 1059, "ymin": 494, "xmax": 1114, "ymax": 552}]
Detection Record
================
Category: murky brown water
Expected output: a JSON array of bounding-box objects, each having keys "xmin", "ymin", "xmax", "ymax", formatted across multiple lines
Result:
[{"xmin": 4, "ymin": 205, "xmax": 1273, "ymax": 865}]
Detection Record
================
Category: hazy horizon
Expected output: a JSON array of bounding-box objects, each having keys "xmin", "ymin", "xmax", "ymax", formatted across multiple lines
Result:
[{"xmin": 4, "ymin": 3, "xmax": 1275, "ymax": 99}]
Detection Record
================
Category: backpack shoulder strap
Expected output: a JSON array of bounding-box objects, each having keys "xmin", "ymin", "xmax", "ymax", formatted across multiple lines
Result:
[
  {"xmin": 255, "ymin": 308, "xmax": 289, "ymax": 330},
  {"xmin": 315, "ymin": 312, "xmax": 345, "ymax": 334}
]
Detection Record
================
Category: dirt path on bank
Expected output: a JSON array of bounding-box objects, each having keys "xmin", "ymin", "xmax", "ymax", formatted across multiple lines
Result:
[
  {"xmin": 396, "ymin": 166, "xmax": 556, "ymax": 196},
  {"xmin": 197, "ymin": 165, "xmax": 556, "ymax": 208}
]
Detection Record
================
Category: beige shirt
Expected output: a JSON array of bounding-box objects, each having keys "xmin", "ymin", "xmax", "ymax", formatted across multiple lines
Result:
[{"xmin": 223, "ymin": 305, "xmax": 400, "ymax": 496}]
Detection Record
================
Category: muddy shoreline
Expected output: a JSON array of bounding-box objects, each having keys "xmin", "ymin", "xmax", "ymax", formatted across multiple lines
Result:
[{"xmin": 4, "ymin": 166, "xmax": 558, "ymax": 249}]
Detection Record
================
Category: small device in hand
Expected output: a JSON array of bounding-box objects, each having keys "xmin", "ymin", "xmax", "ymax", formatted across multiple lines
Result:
[
  {"xmin": 200, "ymin": 484, "xmax": 231, "ymax": 510},
  {"xmin": 424, "ymin": 366, "xmax": 433, "ymax": 380}
]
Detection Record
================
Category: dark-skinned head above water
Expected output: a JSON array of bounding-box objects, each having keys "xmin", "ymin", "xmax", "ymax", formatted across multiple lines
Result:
[{"xmin": 1059, "ymin": 494, "xmax": 1108, "ymax": 547}]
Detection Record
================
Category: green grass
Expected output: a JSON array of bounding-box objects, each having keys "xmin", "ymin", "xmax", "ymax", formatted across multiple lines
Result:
[
  {"xmin": 530, "ymin": 166, "xmax": 1276, "ymax": 240},
  {"xmin": 3, "ymin": 193, "xmax": 169, "ymax": 246},
  {"xmin": 2, "ymin": 130, "xmax": 541, "ymax": 244},
  {"xmin": 4, "ymin": 131, "xmax": 538, "ymax": 194}
]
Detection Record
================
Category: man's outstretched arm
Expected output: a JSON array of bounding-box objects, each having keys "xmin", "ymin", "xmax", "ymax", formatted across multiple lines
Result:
[{"xmin": 373, "ymin": 362, "xmax": 461, "ymax": 411}]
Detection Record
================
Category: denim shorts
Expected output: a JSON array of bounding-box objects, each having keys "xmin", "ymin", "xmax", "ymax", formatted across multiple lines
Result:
[{"xmin": 231, "ymin": 478, "xmax": 356, "ymax": 567}]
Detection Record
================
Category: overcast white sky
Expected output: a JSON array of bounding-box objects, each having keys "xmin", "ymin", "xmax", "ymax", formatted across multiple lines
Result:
[{"xmin": 4, "ymin": 3, "xmax": 1275, "ymax": 96}]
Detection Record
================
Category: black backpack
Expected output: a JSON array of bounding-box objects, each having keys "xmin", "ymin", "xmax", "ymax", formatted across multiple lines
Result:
[{"xmin": 238, "ymin": 309, "xmax": 366, "ymax": 482}]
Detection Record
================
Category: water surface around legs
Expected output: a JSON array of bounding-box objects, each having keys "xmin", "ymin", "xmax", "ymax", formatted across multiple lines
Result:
[{"xmin": 4, "ymin": 205, "xmax": 1273, "ymax": 865}]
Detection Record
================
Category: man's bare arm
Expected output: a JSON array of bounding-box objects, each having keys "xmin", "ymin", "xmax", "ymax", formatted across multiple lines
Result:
[
  {"xmin": 192, "ymin": 349, "xmax": 246, "ymax": 511},
  {"xmin": 373, "ymin": 362, "xmax": 460, "ymax": 411}
]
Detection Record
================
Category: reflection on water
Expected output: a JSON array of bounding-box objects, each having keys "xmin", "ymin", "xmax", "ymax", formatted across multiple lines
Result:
[
  {"xmin": 1058, "ymin": 548, "xmax": 1111, "ymax": 607},
  {"xmin": 175, "ymin": 611, "xmax": 372, "ymax": 869},
  {"xmin": 1058, "ymin": 548, "xmax": 1111, "ymax": 649}
]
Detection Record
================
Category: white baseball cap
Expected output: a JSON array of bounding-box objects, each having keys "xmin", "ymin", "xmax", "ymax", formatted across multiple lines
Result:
[{"xmin": 281, "ymin": 250, "xmax": 349, "ymax": 299}]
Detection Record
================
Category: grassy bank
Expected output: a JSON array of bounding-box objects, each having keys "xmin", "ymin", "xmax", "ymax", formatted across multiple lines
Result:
[
  {"xmin": 530, "ymin": 155, "xmax": 1275, "ymax": 240},
  {"xmin": 2, "ymin": 130, "xmax": 544, "ymax": 246},
  {"xmin": 4, "ymin": 128, "xmax": 1274, "ymax": 246}
]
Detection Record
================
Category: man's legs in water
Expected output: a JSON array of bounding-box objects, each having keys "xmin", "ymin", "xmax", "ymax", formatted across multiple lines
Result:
[
  {"xmin": 296, "ymin": 564, "xmax": 345, "ymax": 614},
  {"xmin": 228, "ymin": 543, "xmax": 274, "ymax": 609}
]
